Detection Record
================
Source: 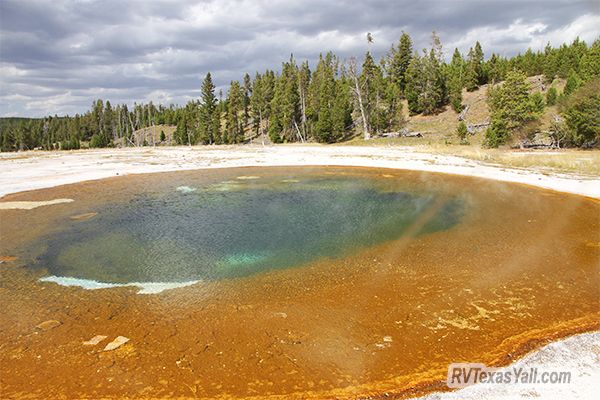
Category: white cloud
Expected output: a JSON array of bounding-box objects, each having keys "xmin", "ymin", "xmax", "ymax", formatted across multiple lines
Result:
[
  {"xmin": 0, "ymin": 0, "xmax": 598, "ymax": 117},
  {"xmin": 447, "ymin": 14, "xmax": 600, "ymax": 57},
  {"xmin": 528, "ymin": 13, "xmax": 600, "ymax": 49}
]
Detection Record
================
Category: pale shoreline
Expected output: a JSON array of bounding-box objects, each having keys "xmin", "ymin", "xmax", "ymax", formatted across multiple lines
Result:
[
  {"xmin": 416, "ymin": 331, "xmax": 600, "ymax": 400},
  {"xmin": 1, "ymin": 144, "xmax": 599, "ymax": 199},
  {"xmin": 1, "ymin": 144, "xmax": 598, "ymax": 399}
]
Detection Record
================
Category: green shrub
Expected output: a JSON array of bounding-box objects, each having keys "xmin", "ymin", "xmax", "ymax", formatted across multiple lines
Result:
[
  {"xmin": 484, "ymin": 118, "xmax": 509, "ymax": 148},
  {"xmin": 563, "ymin": 70, "xmax": 581, "ymax": 96},
  {"xmin": 89, "ymin": 133, "xmax": 109, "ymax": 148},
  {"xmin": 530, "ymin": 92, "xmax": 545, "ymax": 114},
  {"xmin": 268, "ymin": 119, "xmax": 283, "ymax": 143},
  {"xmin": 562, "ymin": 78, "xmax": 600, "ymax": 146},
  {"xmin": 485, "ymin": 69, "xmax": 539, "ymax": 147},
  {"xmin": 546, "ymin": 87, "xmax": 558, "ymax": 106},
  {"xmin": 456, "ymin": 121, "xmax": 468, "ymax": 144}
]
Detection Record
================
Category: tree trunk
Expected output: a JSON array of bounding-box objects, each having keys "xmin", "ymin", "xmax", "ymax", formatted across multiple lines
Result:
[
  {"xmin": 348, "ymin": 58, "xmax": 369, "ymax": 140},
  {"xmin": 293, "ymin": 120, "xmax": 304, "ymax": 143},
  {"xmin": 354, "ymin": 76, "xmax": 369, "ymax": 140},
  {"xmin": 259, "ymin": 110, "xmax": 264, "ymax": 145},
  {"xmin": 299, "ymin": 87, "xmax": 307, "ymax": 139}
]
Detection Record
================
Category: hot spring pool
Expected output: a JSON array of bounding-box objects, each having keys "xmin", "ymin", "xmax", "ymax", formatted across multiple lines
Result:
[
  {"xmin": 32, "ymin": 174, "xmax": 463, "ymax": 290},
  {"xmin": 1, "ymin": 166, "xmax": 598, "ymax": 399}
]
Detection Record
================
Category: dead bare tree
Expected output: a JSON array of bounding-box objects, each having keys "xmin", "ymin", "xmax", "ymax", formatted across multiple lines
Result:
[{"xmin": 347, "ymin": 57, "xmax": 370, "ymax": 140}]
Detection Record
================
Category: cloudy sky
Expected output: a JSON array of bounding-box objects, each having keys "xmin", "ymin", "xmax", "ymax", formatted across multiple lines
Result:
[{"xmin": 1, "ymin": 0, "xmax": 598, "ymax": 118}]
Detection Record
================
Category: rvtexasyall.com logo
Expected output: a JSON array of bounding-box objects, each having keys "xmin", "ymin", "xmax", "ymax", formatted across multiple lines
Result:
[{"xmin": 447, "ymin": 363, "xmax": 572, "ymax": 388}]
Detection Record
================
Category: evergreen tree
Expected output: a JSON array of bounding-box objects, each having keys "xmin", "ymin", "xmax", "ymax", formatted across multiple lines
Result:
[
  {"xmin": 448, "ymin": 48, "xmax": 465, "ymax": 112},
  {"xmin": 270, "ymin": 56, "xmax": 301, "ymax": 142},
  {"xmin": 174, "ymin": 114, "xmax": 189, "ymax": 145},
  {"xmin": 310, "ymin": 54, "xmax": 337, "ymax": 142},
  {"xmin": 563, "ymin": 70, "xmax": 582, "ymax": 96},
  {"xmin": 298, "ymin": 60, "xmax": 311, "ymax": 138},
  {"xmin": 579, "ymin": 39, "xmax": 600, "ymax": 82},
  {"xmin": 546, "ymin": 87, "xmax": 558, "ymax": 106},
  {"xmin": 465, "ymin": 41, "xmax": 484, "ymax": 91},
  {"xmin": 456, "ymin": 121, "xmax": 468, "ymax": 144},
  {"xmin": 404, "ymin": 33, "xmax": 449, "ymax": 115},
  {"xmin": 382, "ymin": 79, "xmax": 404, "ymax": 131},
  {"xmin": 251, "ymin": 70, "xmax": 276, "ymax": 141},
  {"xmin": 242, "ymin": 73, "xmax": 252, "ymax": 127},
  {"xmin": 562, "ymin": 77, "xmax": 600, "ymax": 146},
  {"xmin": 557, "ymin": 37, "xmax": 587, "ymax": 78},
  {"xmin": 103, "ymin": 100, "xmax": 114, "ymax": 143},
  {"xmin": 529, "ymin": 92, "xmax": 545, "ymax": 114},
  {"xmin": 199, "ymin": 72, "xmax": 218, "ymax": 144},
  {"xmin": 485, "ymin": 69, "xmax": 539, "ymax": 147},
  {"xmin": 225, "ymin": 80, "xmax": 244, "ymax": 144},
  {"xmin": 388, "ymin": 32, "xmax": 413, "ymax": 93},
  {"xmin": 486, "ymin": 53, "xmax": 505, "ymax": 83},
  {"xmin": 331, "ymin": 77, "xmax": 353, "ymax": 140},
  {"xmin": 405, "ymin": 53, "xmax": 425, "ymax": 114},
  {"xmin": 360, "ymin": 52, "xmax": 378, "ymax": 127},
  {"xmin": 543, "ymin": 42, "xmax": 559, "ymax": 83},
  {"xmin": 250, "ymin": 73, "xmax": 264, "ymax": 136}
]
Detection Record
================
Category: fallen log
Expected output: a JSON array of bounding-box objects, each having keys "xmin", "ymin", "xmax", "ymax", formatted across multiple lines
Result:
[
  {"xmin": 458, "ymin": 105, "xmax": 470, "ymax": 121},
  {"xmin": 467, "ymin": 122, "xmax": 490, "ymax": 134},
  {"xmin": 380, "ymin": 128, "xmax": 424, "ymax": 138}
]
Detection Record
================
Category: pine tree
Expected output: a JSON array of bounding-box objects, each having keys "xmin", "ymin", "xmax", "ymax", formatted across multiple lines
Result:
[
  {"xmin": 407, "ymin": 32, "xmax": 447, "ymax": 116},
  {"xmin": 448, "ymin": 48, "xmax": 464, "ymax": 112},
  {"xmin": 359, "ymin": 52, "xmax": 383, "ymax": 133},
  {"xmin": 564, "ymin": 70, "xmax": 582, "ymax": 96},
  {"xmin": 382, "ymin": 79, "xmax": 404, "ymax": 131},
  {"xmin": 456, "ymin": 121, "xmax": 468, "ymax": 144},
  {"xmin": 562, "ymin": 77, "xmax": 600, "ymax": 146},
  {"xmin": 92, "ymin": 99, "xmax": 104, "ymax": 137},
  {"xmin": 465, "ymin": 41, "xmax": 484, "ymax": 91},
  {"xmin": 389, "ymin": 32, "xmax": 413, "ymax": 93},
  {"xmin": 174, "ymin": 114, "xmax": 188, "ymax": 145},
  {"xmin": 485, "ymin": 69, "xmax": 539, "ymax": 147},
  {"xmin": 270, "ymin": 56, "xmax": 301, "ymax": 142},
  {"xmin": 405, "ymin": 53, "xmax": 424, "ymax": 114},
  {"xmin": 546, "ymin": 87, "xmax": 558, "ymax": 106},
  {"xmin": 529, "ymin": 92, "xmax": 545, "ymax": 114},
  {"xmin": 310, "ymin": 54, "xmax": 337, "ymax": 142},
  {"xmin": 199, "ymin": 72, "xmax": 217, "ymax": 144},
  {"xmin": 103, "ymin": 100, "xmax": 114, "ymax": 144},
  {"xmin": 242, "ymin": 73, "xmax": 252, "ymax": 127},
  {"xmin": 486, "ymin": 53, "xmax": 505, "ymax": 84},
  {"xmin": 250, "ymin": 73, "xmax": 264, "ymax": 137},
  {"xmin": 298, "ymin": 60, "xmax": 311, "ymax": 138},
  {"xmin": 556, "ymin": 37, "xmax": 587, "ymax": 78},
  {"xmin": 225, "ymin": 81, "xmax": 244, "ymax": 144},
  {"xmin": 331, "ymin": 77, "xmax": 353, "ymax": 140},
  {"xmin": 543, "ymin": 42, "xmax": 559, "ymax": 83},
  {"xmin": 579, "ymin": 39, "xmax": 600, "ymax": 82},
  {"xmin": 252, "ymin": 70, "xmax": 276, "ymax": 141}
]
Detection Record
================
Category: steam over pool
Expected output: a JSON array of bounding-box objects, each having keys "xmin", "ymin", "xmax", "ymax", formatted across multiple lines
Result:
[{"xmin": 32, "ymin": 174, "xmax": 463, "ymax": 292}]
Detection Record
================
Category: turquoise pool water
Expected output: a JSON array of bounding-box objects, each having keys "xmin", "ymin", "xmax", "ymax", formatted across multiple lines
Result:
[{"xmin": 33, "ymin": 173, "xmax": 464, "ymax": 288}]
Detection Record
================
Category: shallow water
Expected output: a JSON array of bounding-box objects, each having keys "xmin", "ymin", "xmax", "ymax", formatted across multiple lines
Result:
[{"xmin": 32, "ymin": 175, "xmax": 463, "ymax": 285}]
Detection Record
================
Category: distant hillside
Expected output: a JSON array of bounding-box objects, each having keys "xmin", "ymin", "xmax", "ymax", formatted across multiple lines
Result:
[
  {"xmin": 365, "ymin": 74, "xmax": 567, "ymax": 147},
  {"xmin": 121, "ymin": 124, "xmax": 177, "ymax": 146},
  {"xmin": 0, "ymin": 117, "xmax": 42, "ymax": 129}
]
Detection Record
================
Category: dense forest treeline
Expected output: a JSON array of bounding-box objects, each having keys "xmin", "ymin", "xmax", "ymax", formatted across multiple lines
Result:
[{"xmin": 1, "ymin": 32, "xmax": 599, "ymax": 151}]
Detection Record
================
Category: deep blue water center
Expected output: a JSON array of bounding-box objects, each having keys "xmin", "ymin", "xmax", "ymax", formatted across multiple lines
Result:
[{"xmin": 36, "ymin": 175, "xmax": 463, "ymax": 284}]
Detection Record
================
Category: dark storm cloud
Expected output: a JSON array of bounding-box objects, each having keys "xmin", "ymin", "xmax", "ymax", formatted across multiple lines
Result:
[{"xmin": 0, "ymin": 0, "xmax": 598, "ymax": 117}]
